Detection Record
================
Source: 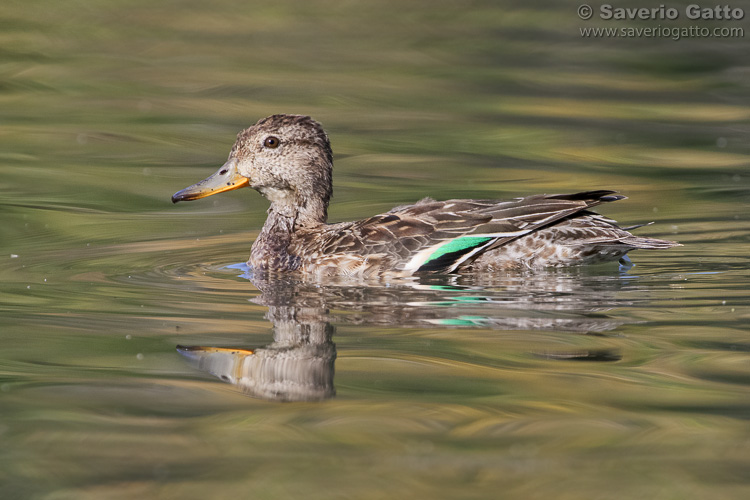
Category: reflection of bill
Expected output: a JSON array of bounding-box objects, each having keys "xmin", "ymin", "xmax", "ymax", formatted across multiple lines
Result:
[{"xmin": 177, "ymin": 342, "xmax": 336, "ymax": 402}]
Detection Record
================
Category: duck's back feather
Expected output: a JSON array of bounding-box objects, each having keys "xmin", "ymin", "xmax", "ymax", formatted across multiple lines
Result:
[{"xmin": 289, "ymin": 190, "xmax": 676, "ymax": 277}]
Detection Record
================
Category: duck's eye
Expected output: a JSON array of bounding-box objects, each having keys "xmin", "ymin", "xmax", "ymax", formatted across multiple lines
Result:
[{"xmin": 263, "ymin": 136, "xmax": 280, "ymax": 149}]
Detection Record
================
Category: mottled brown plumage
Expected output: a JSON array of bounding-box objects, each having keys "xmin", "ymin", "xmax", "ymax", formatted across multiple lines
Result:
[{"xmin": 172, "ymin": 114, "xmax": 679, "ymax": 278}]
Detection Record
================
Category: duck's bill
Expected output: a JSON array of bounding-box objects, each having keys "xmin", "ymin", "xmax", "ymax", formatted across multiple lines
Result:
[{"xmin": 171, "ymin": 160, "xmax": 249, "ymax": 203}]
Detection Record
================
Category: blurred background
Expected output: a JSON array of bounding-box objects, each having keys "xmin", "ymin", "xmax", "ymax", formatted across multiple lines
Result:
[{"xmin": 1, "ymin": 1, "xmax": 748, "ymax": 499}]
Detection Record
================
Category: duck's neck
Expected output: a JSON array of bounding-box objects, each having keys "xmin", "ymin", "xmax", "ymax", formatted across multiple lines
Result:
[
  {"xmin": 249, "ymin": 191, "xmax": 328, "ymax": 271},
  {"xmin": 259, "ymin": 186, "xmax": 329, "ymax": 227}
]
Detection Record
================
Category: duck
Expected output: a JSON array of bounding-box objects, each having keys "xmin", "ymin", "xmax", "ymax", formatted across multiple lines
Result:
[{"xmin": 172, "ymin": 114, "xmax": 679, "ymax": 278}]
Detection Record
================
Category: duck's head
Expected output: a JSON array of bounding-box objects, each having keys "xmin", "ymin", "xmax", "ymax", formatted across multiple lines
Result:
[{"xmin": 172, "ymin": 114, "xmax": 333, "ymax": 220}]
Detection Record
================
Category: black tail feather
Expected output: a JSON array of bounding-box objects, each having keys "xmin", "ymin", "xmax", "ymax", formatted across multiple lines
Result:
[{"xmin": 548, "ymin": 190, "xmax": 625, "ymax": 203}]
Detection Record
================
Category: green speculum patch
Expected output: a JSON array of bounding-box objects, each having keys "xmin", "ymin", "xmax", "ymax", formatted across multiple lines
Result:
[{"xmin": 424, "ymin": 236, "xmax": 493, "ymax": 265}]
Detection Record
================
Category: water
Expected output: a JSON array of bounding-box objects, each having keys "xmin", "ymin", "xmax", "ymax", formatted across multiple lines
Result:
[{"xmin": 2, "ymin": 1, "xmax": 749, "ymax": 498}]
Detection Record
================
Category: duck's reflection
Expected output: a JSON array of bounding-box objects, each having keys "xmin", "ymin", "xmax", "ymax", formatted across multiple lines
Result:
[
  {"xmin": 178, "ymin": 267, "xmax": 635, "ymax": 401},
  {"xmin": 178, "ymin": 275, "xmax": 336, "ymax": 402}
]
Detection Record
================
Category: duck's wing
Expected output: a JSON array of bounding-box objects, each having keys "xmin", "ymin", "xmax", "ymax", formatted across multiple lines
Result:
[
  {"xmin": 323, "ymin": 190, "xmax": 624, "ymax": 275},
  {"xmin": 413, "ymin": 190, "xmax": 625, "ymax": 274}
]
